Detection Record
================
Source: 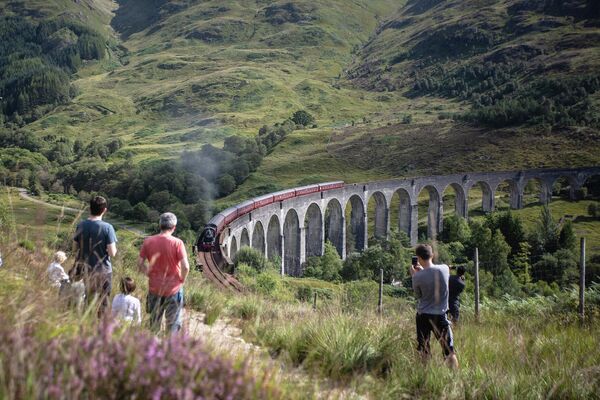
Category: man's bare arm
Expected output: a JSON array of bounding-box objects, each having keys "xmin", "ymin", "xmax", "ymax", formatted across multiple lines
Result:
[
  {"xmin": 180, "ymin": 256, "xmax": 190, "ymax": 283},
  {"xmin": 107, "ymin": 242, "xmax": 117, "ymax": 258},
  {"xmin": 138, "ymin": 256, "xmax": 149, "ymax": 276}
]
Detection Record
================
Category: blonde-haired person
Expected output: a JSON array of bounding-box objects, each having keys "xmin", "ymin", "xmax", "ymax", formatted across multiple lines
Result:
[{"xmin": 47, "ymin": 251, "xmax": 69, "ymax": 288}]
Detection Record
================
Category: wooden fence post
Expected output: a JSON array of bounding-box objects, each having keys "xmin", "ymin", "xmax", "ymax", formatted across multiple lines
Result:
[
  {"xmin": 378, "ymin": 268, "xmax": 383, "ymax": 315},
  {"xmin": 313, "ymin": 292, "xmax": 317, "ymax": 311},
  {"xmin": 474, "ymin": 247, "xmax": 480, "ymax": 320},
  {"xmin": 579, "ymin": 237, "xmax": 586, "ymax": 320}
]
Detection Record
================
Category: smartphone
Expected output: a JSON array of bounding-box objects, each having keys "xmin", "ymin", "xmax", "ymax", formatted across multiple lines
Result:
[{"xmin": 412, "ymin": 256, "xmax": 418, "ymax": 266}]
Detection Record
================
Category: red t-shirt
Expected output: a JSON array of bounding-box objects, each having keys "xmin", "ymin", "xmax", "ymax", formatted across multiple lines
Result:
[{"xmin": 139, "ymin": 234, "xmax": 187, "ymax": 297}]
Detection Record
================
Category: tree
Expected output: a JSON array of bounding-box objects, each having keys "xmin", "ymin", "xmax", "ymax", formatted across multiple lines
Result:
[
  {"xmin": 146, "ymin": 190, "xmax": 173, "ymax": 213},
  {"xmin": 291, "ymin": 110, "xmax": 315, "ymax": 127},
  {"xmin": 558, "ymin": 220, "xmax": 576, "ymax": 251},
  {"xmin": 511, "ymin": 242, "xmax": 532, "ymax": 285},
  {"xmin": 440, "ymin": 214, "xmax": 471, "ymax": 243},
  {"xmin": 217, "ymin": 174, "xmax": 236, "ymax": 197},
  {"xmin": 530, "ymin": 206, "xmax": 560, "ymax": 258},
  {"xmin": 131, "ymin": 202, "xmax": 150, "ymax": 222},
  {"xmin": 470, "ymin": 220, "xmax": 510, "ymax": 275},
  {"xmin": 303, "ymin": 242, "xmax": 342, "ymax": 282},
  {"xmin": 488, "ymin": 211, "xmax": 525, "ymax": 255}
]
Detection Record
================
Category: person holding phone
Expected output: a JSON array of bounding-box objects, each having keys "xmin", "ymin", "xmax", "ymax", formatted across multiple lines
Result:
[{"xmin": 409, "ymin": 244, "xmax": 458, "ymax": 369}]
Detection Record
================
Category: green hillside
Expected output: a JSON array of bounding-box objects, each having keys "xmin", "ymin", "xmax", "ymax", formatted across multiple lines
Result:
[{"xmin": 1, "ymin": 0, "xmax": 600, "ymax": 220}]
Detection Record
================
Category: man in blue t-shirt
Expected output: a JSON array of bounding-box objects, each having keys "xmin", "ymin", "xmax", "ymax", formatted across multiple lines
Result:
[{"xmin": 73, "ymin": 196, "xmax": 118, "ymax": 318}]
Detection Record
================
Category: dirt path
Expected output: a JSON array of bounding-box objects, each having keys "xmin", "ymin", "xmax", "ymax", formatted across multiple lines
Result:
[
  {"xmin": 185, "ymin": 309, "xmax": 365, "ymax": 400},
  {"xmin": 16, "ymin": 188, "xmax": 146, "ymax": 236}
]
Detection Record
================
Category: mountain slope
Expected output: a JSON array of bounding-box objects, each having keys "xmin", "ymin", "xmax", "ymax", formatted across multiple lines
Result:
[{"xmin": 347, "ymin": 0, "xmax": 600, "ymax": 128}]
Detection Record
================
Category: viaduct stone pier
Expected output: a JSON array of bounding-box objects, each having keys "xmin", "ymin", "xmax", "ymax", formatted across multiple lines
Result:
[{"xmin": 221, "ymin": 167, "xmax": 600, "ymax": 276}]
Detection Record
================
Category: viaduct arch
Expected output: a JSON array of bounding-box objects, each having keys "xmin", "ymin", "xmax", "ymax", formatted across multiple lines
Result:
[{"xmin": 222, "ymin": 167, "xmax": 599, "ymax": 276}]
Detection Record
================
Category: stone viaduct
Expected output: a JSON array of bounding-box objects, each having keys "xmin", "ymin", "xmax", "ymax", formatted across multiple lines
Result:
[{"xmin": 221, "ymin": 167, "xmax": 600, "ymax": 276}]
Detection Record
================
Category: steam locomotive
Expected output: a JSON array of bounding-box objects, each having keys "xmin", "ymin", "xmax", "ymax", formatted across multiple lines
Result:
[{"xmin": 196, "ymin": 181, "xmax": 344, "ymax": 252}]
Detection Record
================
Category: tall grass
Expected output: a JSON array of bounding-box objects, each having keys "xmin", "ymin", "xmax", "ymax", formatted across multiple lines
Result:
[{"xmin": 224, "ymin": 275, "xmax": 600, "ymax": 399}]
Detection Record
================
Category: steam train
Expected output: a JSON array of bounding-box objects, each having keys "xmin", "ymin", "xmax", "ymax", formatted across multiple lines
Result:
[{"xmin": 196, "ymin": 181, "xmax": 344, "ymax": 252}]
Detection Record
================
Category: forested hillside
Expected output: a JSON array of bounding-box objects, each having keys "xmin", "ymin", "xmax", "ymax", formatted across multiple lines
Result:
[
  {"xmin": 348, "ymin": 0, "xmax": 600, "ymax": 128},
  {"xmin": 1, "ymin": 0, "xmax": 600, "ymax": 230}
]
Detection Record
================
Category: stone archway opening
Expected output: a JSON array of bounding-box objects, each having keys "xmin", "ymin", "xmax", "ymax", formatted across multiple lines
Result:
[
  {"xmin": 552, "ymin": 176, "xmax": 573, "ymax": 200},
  {"xmin": 523, "ymin": 178, "xmax": 549, "ymax": 207},
  {"xmin": 325, "ymin": 199, "xmax": 344, "ymax": 258},
  {"xmin": 494, "ymin": 179, "xmax": 520, "ymax": 210},
  {"xmin": 467, "ymin": 181, "xmax": 494, "ymax": 217},
  {"xmin": 283, "ymin": 209, "xmax": 301, "ymax": 276},
  {"xmin": 240, "ymin": 228, "xmax": 250, "ymax": 248},
  {"xmin": 230, "ymin": 236, "xmax": 238, "ymax": 260},
  {"xmin": 345, "ymin": 195, "xmax": 366, "ymax": 254},
  {"xmin": 442, "ymin": 183, "xmax": 466, "ymax": 218},
  {"xmin": 417, "ymin": 186, "xmax": 441, "ymax": 240},
  {"xmin": 390, "ymin": 188, "xmax": 412, "ymax": 240},
  {"xmin": 305, "ymin": 203, "xmax": 323, "ymax": 258},
  {"xmin": 583, "ymin": 174, "xmax": 600, "ymax": 200},
  {"xmin": 367, "ymin": 191, "xmax": 388, "ymax": 244},
  {"xmin": 252, "ymin": 222, "xmax": 265, "ymax": 254},
  {"xmin": 267, "ymin": 215, "xmax": 281, "ymax": 263}
]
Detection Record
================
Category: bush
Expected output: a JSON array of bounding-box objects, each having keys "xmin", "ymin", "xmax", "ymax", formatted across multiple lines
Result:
[
  {"xmin": 303, "ymin": 242, "xmax": 342, "ymax": 282},
  {"xmin": 0, "ymin": 320, "xmax": 279, "ymax": 399},
  {"xmin": 291, "ymin": 110, "xmax": 315, "ymax": 127},
  {"xmin": 234, "ymin": 247, "xmax": 269, "ymax": 272}
]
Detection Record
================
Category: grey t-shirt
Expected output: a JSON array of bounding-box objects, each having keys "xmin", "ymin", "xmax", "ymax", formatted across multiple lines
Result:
[
  {"xmin": 412, "ymin": 264, "xmax": 450, "ymax": 315},
  {"xmin": 73, "ymin": 219, "xmax": 117, "ymax": 273}
]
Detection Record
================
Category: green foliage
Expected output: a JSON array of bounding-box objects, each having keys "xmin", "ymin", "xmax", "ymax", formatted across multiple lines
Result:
[
  {"xmin": 303, "ymin": 242, "xmax": 342, "ymax": 282},
  {"xmin": 532, "ymin": 250, "xmax": 579, "ymax": 286},
  {"xmin": 342, "ymin": 236, "xmax": 411, "ymax": 283},
  {"xmin": 530, "ymin": 205, "xmax": 560, "ymax": 257},
  {"xmin": 234, "ymin": 247, "xmax": 270, "ymax": 272},
  {"xmin": 439, "ymin": 214, "xmax": 471, "ymax": 244},
  {"xmin": 469, "ymin": 220, "xmax": 511, "ymax": 275},
  {"xmin": 558, "ymin": 220, "xmax": 576, "ymax": 251},
  {"xmin": 18, "ymin": 239, "xmax": 35, "ymax": 251},
  {"xmin": 342, "ymin": 280, "xmax": 379, "ymax": 310},
  {"xmin": 291, "ymin": 110, "xmax": 315, "ymax": 127},
  {"xmin": 588, "ymin": 203, "xmax": 599, "ymax": 218},
  {"xmin": 0, "ymin": 16, "xmax": 107, "ymax": 122},
  {"xmin": 485, "ymin": 211, "xmax": 526, "ymax": 256},
  {"xmin": 511, "ymin": 242, "xmax": 532, "ymax": 285}
]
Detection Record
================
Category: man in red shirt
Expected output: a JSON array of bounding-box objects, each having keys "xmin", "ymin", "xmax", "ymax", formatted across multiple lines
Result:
[{"xmin": 138, "ymin": 212, "xmax": 190, "ymax": 333}]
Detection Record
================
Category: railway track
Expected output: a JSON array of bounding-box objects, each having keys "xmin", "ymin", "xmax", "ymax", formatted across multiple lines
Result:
[{"xmin": 195, "ymin": 250, "xmax": 243, "ymax": 292}]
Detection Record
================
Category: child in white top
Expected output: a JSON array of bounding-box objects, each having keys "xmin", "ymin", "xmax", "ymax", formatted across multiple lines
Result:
[
  {"xmin": 111, "ymin": 277, "xmax": 142, "ymax": 324},
  {"xmin": 47, "ymin": 251, "xmax": 69, "ymax": 288}
]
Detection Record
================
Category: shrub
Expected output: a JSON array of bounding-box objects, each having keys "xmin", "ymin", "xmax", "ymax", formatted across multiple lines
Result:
[
  {"xmin": 234, "ymin": 247, "xmax": 269, "ymax": 272},
  {"xmin": 303, "ymin": 242, "xmax": 342, "ymax": 282},
  {"xmin": 18, "ymin": 239, "xmax": 35, "ymax": 251},
  {"xmin": 0, "ymin": 320, "xmax": 279, "ymax": 399},
  {"xmin": 291, "ymin": 110, "xmax": 315, "ymax": 127}
]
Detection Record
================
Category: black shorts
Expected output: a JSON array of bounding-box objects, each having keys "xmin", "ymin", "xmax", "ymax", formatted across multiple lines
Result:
[{"xmin": 416, "ymin": 313, "xmax": 455, "ymax": 357}]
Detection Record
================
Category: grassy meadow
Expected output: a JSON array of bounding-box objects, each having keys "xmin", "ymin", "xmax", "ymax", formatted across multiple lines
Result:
[{"xmin": 2, "ymin": 187, "xmax": 600, "ymax": 399}]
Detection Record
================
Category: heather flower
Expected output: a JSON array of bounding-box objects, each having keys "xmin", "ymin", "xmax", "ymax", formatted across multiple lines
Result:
[{"xmin": 0, "ymin": 318, "xmax": 280, "ymax": 399}]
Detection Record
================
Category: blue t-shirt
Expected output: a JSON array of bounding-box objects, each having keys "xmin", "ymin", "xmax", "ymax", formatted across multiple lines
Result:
[{"xmin": 73, "ymin": 219, "xmax": 117, "ymax": 273}]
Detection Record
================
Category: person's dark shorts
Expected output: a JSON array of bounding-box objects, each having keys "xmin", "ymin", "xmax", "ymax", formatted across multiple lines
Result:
[
  {"xmin": 416, "ymin": 313, "xmax": 455, "ymax": 357},
  {"xmin": 447, "ymin": 300, "xmax": 460, "ymax": 322}
]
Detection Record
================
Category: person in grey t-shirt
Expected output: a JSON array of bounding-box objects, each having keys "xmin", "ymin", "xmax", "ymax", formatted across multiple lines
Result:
[{"xmin": 410, "ymin": 244, "xmax": 458, "ymax": 369}]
